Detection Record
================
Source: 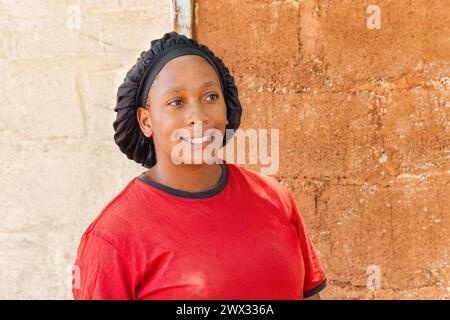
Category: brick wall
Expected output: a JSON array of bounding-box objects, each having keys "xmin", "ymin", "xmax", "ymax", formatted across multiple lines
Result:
[{"xmin": 195, "ymin": 0, "xmax": 449, "ymax": 299}]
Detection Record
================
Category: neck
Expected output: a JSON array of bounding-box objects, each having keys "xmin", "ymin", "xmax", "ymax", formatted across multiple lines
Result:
[{"xmin": 144, "ymin": 159, "xmax": 224, "ymax": 193}]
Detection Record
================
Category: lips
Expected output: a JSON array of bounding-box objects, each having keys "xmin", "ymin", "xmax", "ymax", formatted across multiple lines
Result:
[{"xmin": 181, "ymin": 134, "xmax": 214, "ymax": 145}]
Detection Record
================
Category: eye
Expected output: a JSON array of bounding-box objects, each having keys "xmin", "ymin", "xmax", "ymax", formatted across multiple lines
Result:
[
  {"xmin": 167, "ymin": 98, "xmax": 183, "ymax": 107},
  {"xmin": 205, "ymin": 93, "xmax": 219, "ymax": 102}
]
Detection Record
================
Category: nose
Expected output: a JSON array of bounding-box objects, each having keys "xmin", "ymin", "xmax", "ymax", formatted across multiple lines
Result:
[{"xmin": 186, "ymin": 101, "xmax": 209, "ymax": 127}]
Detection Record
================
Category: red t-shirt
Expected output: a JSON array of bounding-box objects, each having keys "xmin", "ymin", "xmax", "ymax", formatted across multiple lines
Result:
[{"xmin": 72, "ymin": 162, "xmax": 327, "ymax": 299}]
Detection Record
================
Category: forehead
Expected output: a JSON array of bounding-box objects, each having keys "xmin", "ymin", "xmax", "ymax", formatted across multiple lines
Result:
[{"xmin": 152, "ymin": 55, "xmax": 220, "ymax": 88}]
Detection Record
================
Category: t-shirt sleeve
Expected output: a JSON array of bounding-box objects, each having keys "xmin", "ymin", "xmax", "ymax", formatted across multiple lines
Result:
[
  {"xmin": 289, "ymin": 197, "xmax": 327, "ymax": 298},
  {"xmin": 72, "ymin": 231, "xmax": 134, "ymax": 300}
]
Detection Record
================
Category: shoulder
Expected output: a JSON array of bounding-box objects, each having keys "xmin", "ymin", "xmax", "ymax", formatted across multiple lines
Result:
[
  {"xmin": 228, "ymin": 162, "xmax": 290, "ymax": 195},
  {"xmin": 80, "ymin": 178, "xmax": 141, "ymax": 250},
  {"xmin": 227, "ymin": 163, "xmax": 296, "ymax": 214}
]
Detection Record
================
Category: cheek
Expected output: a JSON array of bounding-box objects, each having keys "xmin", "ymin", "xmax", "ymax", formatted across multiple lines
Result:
[
  {"xmin": 150, "ymin": 113, "xmax": 183, "ymax": 143},
  {"xmin": 210, "ymin": 103, "xmax": 228, "ymax": 124},
  {"xmin": 159, "ymin": 120, "xmax": 184, "ymax": 142}
]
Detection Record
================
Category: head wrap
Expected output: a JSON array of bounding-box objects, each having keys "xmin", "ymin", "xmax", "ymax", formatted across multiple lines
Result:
[{"xmin": 113, "ymin": 31, "xmax": 242, "ymax": 168}]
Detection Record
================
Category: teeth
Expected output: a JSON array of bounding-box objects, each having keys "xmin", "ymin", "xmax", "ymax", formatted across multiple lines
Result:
[{"xmin": 184, "ymin": 135, "xmax": 212, "ymax": 144}]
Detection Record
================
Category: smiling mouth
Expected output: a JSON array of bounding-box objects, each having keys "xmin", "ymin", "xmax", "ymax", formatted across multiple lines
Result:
[{"xmin": 181, "ymin": 134, "xmax": 214, "ymax": 145}]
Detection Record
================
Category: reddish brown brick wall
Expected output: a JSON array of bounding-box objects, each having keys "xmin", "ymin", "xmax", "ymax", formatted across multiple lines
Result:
[{"xmin": 194, "ymin": 0, "xmax": 449, "ymax": 299}]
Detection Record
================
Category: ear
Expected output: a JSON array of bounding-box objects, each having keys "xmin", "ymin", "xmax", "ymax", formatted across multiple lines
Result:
[{"xmin": 136, "ymin": 107, "xmax": 153, "ymax": 138}]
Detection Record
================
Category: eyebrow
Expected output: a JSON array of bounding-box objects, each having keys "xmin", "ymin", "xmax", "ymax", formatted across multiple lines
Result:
[{"xmin": 161, "ymin": 81, "xmax": 219, "ymax": 97}]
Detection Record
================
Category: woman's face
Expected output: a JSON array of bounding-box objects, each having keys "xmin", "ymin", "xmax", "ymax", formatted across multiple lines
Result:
[{"xmin": 137, "ymin": 55, "xmax": 228, "ymax": 165}]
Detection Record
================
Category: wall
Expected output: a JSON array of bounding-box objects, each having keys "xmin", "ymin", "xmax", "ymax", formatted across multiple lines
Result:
[
  {"xmin": 0, "ymin": 0, "xmax": 172, "ymax": 299},
  {"xmin": 0, "ymin": 0, "xmax": 448, "ymax": 299},
  {"xmin": 194, "ymin": 0, "xmax": 449, "ymax": 299}
]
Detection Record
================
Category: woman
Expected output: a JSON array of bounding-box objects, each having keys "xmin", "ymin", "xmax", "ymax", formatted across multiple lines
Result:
[{"xmin": 72, "ymin": 31, "xmax": 327, "ymax": 300}]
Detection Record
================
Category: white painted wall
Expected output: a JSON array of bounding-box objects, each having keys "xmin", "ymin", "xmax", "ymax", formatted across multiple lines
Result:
[{"xmin": 0, "ymin": 0, "xmax": 172, "ymax": 299}]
